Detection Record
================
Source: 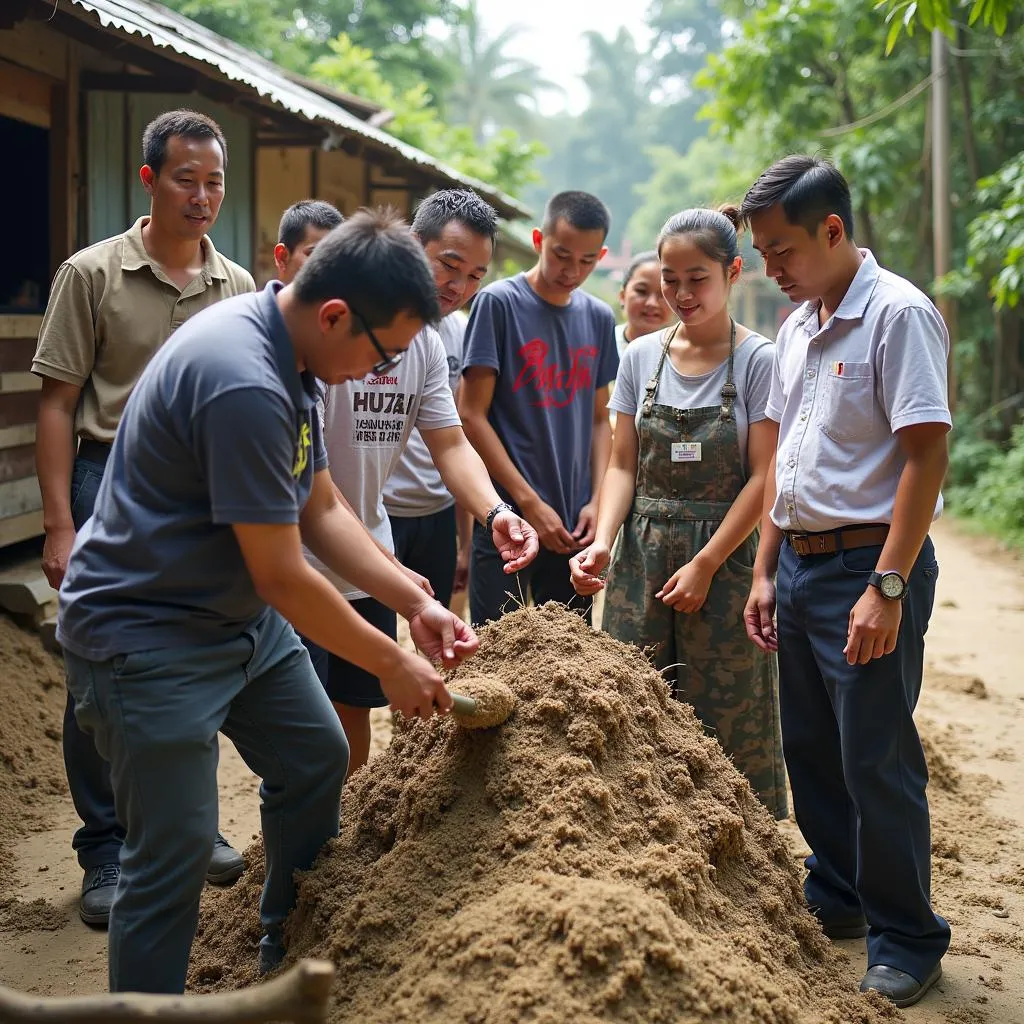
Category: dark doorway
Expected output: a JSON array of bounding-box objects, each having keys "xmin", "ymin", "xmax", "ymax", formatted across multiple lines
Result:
[{"xmin": 0, "ymin": 115, "xmax": 49, "ymax": 313}]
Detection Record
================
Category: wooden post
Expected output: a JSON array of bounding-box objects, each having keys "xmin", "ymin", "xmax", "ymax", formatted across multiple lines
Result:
[{"xmin": 931, "ymin": 28, "xmax": 956, "ymax": 411}]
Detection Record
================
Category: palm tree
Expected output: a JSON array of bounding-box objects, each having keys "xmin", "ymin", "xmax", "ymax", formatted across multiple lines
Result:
[{"xmin": 442, "ymin": 0, "xmax": 562, "ymax": 143}]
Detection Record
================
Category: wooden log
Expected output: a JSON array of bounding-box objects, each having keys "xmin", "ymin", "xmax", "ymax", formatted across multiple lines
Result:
[{"xmin": 0, "ymin": 959, "xmax": 335, "ymax": 1024}]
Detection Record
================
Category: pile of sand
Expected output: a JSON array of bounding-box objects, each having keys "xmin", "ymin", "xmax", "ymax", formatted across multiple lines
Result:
[
  {"xmin": 0, "ymin": 614, "xmax": 68, "ymax": 884},
  {"xmin": 191, "ymin": 605, "xmax": 893, "ymax": 1022}
]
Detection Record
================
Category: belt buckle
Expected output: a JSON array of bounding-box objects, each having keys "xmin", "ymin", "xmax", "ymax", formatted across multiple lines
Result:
[{"xmin": 791, "ymin": 534, "xmax": 809, "ymax": 556}]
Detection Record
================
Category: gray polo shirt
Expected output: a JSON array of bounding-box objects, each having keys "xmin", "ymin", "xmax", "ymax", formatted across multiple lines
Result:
[
  {"xmin": 57, "ymin": 282, "xmax": 327, "ymax": 660},
  {"xmin": 766, "ymin": 250, "xmax": 951, "ymax": 534}
]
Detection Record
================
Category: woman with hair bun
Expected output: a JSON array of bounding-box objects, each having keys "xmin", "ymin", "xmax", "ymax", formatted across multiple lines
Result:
[
  {"xmin": 615, "ymin": 250, "xmax": 675, "ymax": 360},
  {"xmin": 571, "ymin": 205, "xmax": 786, "ymax": 819}
]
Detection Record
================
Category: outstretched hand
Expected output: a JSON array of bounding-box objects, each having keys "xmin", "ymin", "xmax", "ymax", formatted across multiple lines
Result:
[
  {"xmin": 407, "ymin": 600, "xmax": 479, "ymax": 669},
  {"xmin": 491, "ymin": 510, "xmax": 539, "ymax": 574}
]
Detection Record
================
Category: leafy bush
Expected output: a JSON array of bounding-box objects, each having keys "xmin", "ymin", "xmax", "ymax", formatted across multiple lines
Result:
[{"xmin": 947, "ymin": 418, "xmax": 1024, "ymax": 547}]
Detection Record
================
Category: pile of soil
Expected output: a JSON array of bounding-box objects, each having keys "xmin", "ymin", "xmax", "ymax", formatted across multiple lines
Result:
[
  {"xmin": 191, "ymin": 605, "xmax": 893, "ymax": 1022},
  {"xmin": 0, "ymin": 614, "xmax": 68, "ymax": 884}
]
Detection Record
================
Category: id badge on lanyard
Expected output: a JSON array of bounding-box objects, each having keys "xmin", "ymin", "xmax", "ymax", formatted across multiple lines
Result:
[{"xmin": 671, "ymin": 442, "xmax": 702, "ymax": 463}]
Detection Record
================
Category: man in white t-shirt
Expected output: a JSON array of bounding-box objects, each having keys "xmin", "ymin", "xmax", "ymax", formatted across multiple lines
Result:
[
  {"xmin": 303, "ymin": 191, "xmax": 539, "ymax": 773},
  {"xmin": 385, "ymin": 190, "xmax": 496, "ymax": 607}
]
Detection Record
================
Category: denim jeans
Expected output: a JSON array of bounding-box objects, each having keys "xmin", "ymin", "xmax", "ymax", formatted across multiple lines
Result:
[{"xmin": 65, "ymin": 455, "xmax": 125, "ymax": 869}]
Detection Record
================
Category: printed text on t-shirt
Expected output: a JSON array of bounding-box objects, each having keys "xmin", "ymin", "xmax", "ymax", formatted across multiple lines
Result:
[{"xmin": 512, "ymin": 338, "xmax": 598, "ymax": 408}]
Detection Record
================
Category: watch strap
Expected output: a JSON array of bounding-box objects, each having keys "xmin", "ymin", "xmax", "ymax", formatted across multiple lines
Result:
[{"xmin": 485, "ymin": 502, "xmax": 515, "ymax": 532}]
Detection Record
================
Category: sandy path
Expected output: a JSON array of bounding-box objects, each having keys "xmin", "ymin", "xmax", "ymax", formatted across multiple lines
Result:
[{"xmin": 0, "ymin": 519, "xmax": 1021, "ymax": 1023}]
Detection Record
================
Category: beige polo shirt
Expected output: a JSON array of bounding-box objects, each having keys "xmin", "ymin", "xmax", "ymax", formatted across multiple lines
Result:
[{"xmin": 32, "ymin": 217, "xmax": 255, "ymax": 442}]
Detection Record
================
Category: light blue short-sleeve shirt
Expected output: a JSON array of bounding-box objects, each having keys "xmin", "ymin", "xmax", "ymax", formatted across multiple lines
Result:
[{"xmin": 766, "ymin": 250, "xmax": 952, "ymax": 533}]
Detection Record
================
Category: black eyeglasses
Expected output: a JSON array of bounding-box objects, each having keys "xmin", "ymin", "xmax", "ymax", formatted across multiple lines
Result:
[{"xmin": 350, "ymin": 307, "xmax": 404, "ymax": 375}]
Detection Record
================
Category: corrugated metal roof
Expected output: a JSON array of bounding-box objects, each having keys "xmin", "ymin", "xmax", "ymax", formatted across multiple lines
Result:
[{"xmin": 64, "ymin": 0, "xmax": 531, "ymax": 219}]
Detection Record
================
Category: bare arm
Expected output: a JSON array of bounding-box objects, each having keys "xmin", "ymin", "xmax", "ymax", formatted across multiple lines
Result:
[
  {"xmin": 844, "ymin": 422, "xmax": 949, "ymax": 666},
  {"xmin": 423, "ymin": 425, "xmax": 539, "ymax": 574},
  {"xmin": 459, "ymin": 366, "xmax": 576, "ymax": 553},
  {"xmin": 36, "ymin": 378, "xmax": 82, "ymax": 589},
  {"xmin": 745, "ymin": 441, "xmax": 785, "ymax": 652},
  {"xmin": 657, "ymin": 419, "xmax": 779, "ymax": 612},
  {"xmin": 569, "ymin": 413, "xmax": 639, "ymax": 595},
  {"xmin": 693, "ymin": 419, "xmax": 778, "ymax": 571},
  {"xmin": 573, "ymin": 385, "xmax": 613, "ymax": 546},
  {"xmin": 233, "ymin": 514, "xmax": 452, "ymax": 720},
  {"xmin": 302, "ymin": 471, "xmax": 441, "ymax": 623}
]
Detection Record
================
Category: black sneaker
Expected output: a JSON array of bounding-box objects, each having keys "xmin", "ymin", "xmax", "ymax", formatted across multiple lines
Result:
[
  {"xmin": 80, "ymin": 862, "xmax": 120, "ymax": 927},
  {"xmin": 206, "ymin": 832, "xmax": 244, "ymax": 886}
]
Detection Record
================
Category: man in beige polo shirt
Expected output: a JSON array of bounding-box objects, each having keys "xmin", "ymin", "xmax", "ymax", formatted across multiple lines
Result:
[{"xmin": 32, "ymin": 109, "xmax": 254, "ymax": 927}]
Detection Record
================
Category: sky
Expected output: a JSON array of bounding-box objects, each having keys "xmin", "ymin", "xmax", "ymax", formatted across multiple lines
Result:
[{"xmin": 472, "ymin": 0, "xmax": 653, "ymax": 116}]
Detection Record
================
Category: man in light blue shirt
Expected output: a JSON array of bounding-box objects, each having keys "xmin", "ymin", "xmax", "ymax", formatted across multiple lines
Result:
[{"xmin": 742, "ymin": 156, "xmax": 951, "ymax": 1009}]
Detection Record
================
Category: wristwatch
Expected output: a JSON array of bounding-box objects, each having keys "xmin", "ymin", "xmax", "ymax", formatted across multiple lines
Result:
[
  {"xmin": 485, "ymin": 501, "xmax": 515, "ymax": 532},
  {"xmin": 868, "ymin": 570, "xmax": 907, "ymax": 601}
]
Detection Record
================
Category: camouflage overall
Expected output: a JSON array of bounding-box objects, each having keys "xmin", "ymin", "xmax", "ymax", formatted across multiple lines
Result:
[{"xmin": 603, "ymin": 324, "xmax": 787, "ymax": 819}]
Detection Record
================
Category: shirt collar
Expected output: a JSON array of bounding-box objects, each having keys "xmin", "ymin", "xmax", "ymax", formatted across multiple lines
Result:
[
  {"xmin": 121, "ymin": 216, "xmax": 228, "ymax": 281},
  {"xmin": 259, "ymin": 281, "xmax": 317, "ymax": 411},
  {"xmin": 794, "ymin": 248, "xmax": 880, "ymax": 334}
]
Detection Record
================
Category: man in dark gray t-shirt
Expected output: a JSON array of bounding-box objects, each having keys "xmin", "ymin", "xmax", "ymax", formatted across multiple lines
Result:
[
  {"xmin": 58, "ymin": 211, "xmax": 480, "ymax": 995},
  {"xmin": 460, "ymin": 190, "xmax": 618, "ymax": 625}
]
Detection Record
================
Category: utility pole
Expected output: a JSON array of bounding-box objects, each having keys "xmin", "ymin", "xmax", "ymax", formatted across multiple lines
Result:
[{"xmin": 932, "ymin": 28, "xmax": 956, "ymax": 410}]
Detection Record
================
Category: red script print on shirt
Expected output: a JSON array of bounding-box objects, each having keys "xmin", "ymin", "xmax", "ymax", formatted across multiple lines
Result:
[{"xmin": 512, "ymin": 339, "xmax": 598, "ymax": 408}]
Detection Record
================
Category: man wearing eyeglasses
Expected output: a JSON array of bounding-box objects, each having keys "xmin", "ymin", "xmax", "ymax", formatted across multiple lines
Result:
[
  {"xmin": 56, "ymin": 211, "xmax": 488, "ymax": 992},
  {"xmin": 298, "ymin": 192, "xmax": 540, "ymax": 775}
]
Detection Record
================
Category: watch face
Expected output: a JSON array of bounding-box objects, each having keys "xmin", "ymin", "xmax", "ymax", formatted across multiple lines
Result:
[{"xmin": 880, "ymin": 573, "xmax": 905, "ymax": 599}]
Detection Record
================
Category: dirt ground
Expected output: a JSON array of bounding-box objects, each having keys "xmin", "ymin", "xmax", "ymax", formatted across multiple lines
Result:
[{"xmin": 0, "ymin": 517, "xmax": 1021, "ymax": 1023}]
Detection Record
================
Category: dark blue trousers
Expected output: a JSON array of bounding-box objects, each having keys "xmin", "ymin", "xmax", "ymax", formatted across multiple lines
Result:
[
  {"xmin": 65, "ymin": 455, "xmax": 125, "ymax": 869},
  {"xmin": 777, "ymin": 536, "xmax": 950, "ymax": 982}
]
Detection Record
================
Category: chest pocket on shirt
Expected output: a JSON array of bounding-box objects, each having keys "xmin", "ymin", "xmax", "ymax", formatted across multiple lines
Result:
[{"xmin": 819, "ymin": 361, "xmax": 874, "ymax": 442}]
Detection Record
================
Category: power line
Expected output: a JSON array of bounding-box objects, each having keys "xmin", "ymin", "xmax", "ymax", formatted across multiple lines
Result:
[{"xmin": 819, "ymin": 68, "xmax": 945, "ymax": 137}]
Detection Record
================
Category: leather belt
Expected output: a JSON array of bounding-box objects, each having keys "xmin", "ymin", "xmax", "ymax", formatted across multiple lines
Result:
[
  {"xmin": 785, "ymin": 524, "xmax": 889, "ymax": 557},
  {"xmin": 77, "ymin": 439, "xmax": 113, "ymax": 466}
]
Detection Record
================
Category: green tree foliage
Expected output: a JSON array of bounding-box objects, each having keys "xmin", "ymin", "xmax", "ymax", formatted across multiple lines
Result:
[
  {"xmin": 311, "ymin": 34, "xmax": 543, "ymax": 197},
  {"xmin": 441, "ymin": 1, "xmax": 561, "ymax": 143},
  {"xmin": 876, "ymin": 0, "xmax": 1018, "ymax": 52}
]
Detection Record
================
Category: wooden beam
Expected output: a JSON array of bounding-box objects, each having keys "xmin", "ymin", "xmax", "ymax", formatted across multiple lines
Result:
[
  {"xmin": 0, "ymin": 373, "xmax": 41, "ymax": 394},
  {"xmin": 0, "ymin": 316, "xmax": 42, "ymax": 340},
  {"xmin": 0, "ymin": 509, "xmax": 42, "ymax": 549},
  {"xmin": 80, "ymin": 72, "xmax": 197, "ymax": 94},
  {"xmin": 0, "ymin": 338, "xmax": 37, "ymax": 373},
  {"xmin": 0, "ymin": 392, "xmax": 39, "ymax": 430},
  {"xmin": 0, "ymin": 424, "xmax": 35, "ymax": 450},
  {"xmin": 0, "ymin": 445, "xmax": 36, "ymax": 485},
  {"xmin": 0, "ymin": 60, "xmax": 52, "ymax": 128},
  {"xmin": 0, "ymin": 476, "xmax": 41, "ymax": 518}
]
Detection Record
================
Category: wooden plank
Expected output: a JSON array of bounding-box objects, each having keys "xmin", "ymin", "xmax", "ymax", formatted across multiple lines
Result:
[
  {"xmin": 0, "ymin": 444, "xmax": 35, "ymax": 484},
  {"xmin": 0, "ymin": 392, "xmax": 40, "ymax": 429},
  {"xmin": 0, "ymin": 373, "xmax": 41, "ymax": 394},
  {"xmin": 0, "ymin": 59, "xmax": 52, "ymax": 128},
  {"xmin": 0, "ymin": 316, "xmax": 43, "ymax": 340},
  {"xmin": 0, "ymin": 475, "xmax": 41, "ymax": 518},
  {"xmin": 0, "ymin": 424, "xmax": 35, "ymax": 450},
  {"xmin": 0, "ymin": 509, "xmax": 43, "ymax": 549},
  {"xmin": 0, "ymin": 338, "xmax": 37, "ymax": 373},
  {"xmin": 0, "ymin": 22, "xmax": 68, "ymax": 80}
]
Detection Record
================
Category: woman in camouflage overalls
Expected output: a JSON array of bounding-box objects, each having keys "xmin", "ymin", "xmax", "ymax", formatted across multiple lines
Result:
[{"xmin": 571, "ymin": 207, "xmax": 787, "ymax": 819}]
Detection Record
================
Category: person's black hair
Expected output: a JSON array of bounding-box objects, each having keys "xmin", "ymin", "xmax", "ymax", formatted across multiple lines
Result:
[
  {"xmin": 657, "ymin": 206, "xmax": 742, "ymax": 272},
  {"xmin": 294, "ymin": 207, "xmax": 440, "ymax": 328},
  {"xmin": 621, "ymin": 250, "xmax": 659, "ymax": 289},
  {"xmin": 411, "ymin": 189, "xmax": 498, "ymax": 245},
  {"xmin": 542, "ymin": 190, "xmax": 611, "ymax": 238},
  {"xmin": 142, "ymin": 109, "xmax": 227, "ymax": 176},
  {"xmin": 739, "ymin": 155, "xmax": 855, "ymax": 238},
  {"xmin": 277, "ymin": 200, "xmax": 344, "ymax": 253}
]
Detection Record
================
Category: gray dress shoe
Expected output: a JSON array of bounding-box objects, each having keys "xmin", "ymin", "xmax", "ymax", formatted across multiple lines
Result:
[
  {"xmin": 860, "ymin": 963, "xmax": 942, "ymax": 1007},
  {"xmin": 206, "ymin": 832, "xmax": 245, "ymax": 885},
  {"xmin": 79, "ymin": 862, "xmax": 120, "ymax": 927}
]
